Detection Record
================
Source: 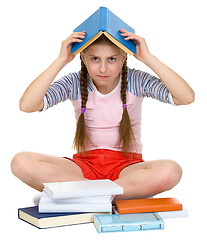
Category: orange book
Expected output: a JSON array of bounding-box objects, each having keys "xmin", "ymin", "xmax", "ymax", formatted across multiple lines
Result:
[{"xmin": 115, "ymin": 198, "xmax": 182, "ymax": 214}]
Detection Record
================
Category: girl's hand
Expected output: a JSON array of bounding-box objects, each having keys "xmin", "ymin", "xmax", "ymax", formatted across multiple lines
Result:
[
  {"xmin": 119, "ymin": 29, "xmax": 151, "ymax": 63},
  {"xmin": 57, "ymin": 31, "xmax": 86, "ymax": 65}
]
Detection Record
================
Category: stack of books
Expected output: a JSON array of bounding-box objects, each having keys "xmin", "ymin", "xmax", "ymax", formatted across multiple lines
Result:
[
  {"xmin": 39, "ymin": 179, "xmax": 123, "ymax": 213},
  {"xmin": 18, "ymin": 179, "xmax": 187, "ymax": 231},
  {"xmin": 93, "ymin": 197, "xmax": 188, "ymax": 233},
  {"xmin": 18, "ymin": 179, "xmax": 123, "ymax": 229}
]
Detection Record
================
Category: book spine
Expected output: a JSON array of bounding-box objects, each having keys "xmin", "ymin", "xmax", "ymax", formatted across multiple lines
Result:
[{"xmin": 99, "ymin": 7, "xmax": 108, "ymax": 31}]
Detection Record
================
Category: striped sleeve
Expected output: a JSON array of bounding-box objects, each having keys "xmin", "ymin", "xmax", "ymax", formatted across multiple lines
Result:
[
  {"xmin": 42, "ymin": 72, "xmax": 81, "ymax": 110},
  {"xmin": 127, "ymin": 68, "xmax": 175, "ymax": 105}
]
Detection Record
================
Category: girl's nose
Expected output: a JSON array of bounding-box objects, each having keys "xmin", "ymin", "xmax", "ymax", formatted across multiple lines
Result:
[{"xmin": 99, "ymin": 62, "xmax": 107, "ymax": 73}]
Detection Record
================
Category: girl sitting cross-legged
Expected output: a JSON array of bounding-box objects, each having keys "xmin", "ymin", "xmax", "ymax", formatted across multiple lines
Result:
[{"xmin": 11, "ymin": 29, "xmax": 195, "ymax": 200}]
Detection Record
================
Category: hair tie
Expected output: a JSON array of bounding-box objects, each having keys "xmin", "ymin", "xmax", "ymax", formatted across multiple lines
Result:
[
  {"xmin": 81, "ymin": 108, "xmax": 86, "ymax": 114},
  {"xmin": 123, "ymin": 104, "xmax": 127, "ymax": 109}
]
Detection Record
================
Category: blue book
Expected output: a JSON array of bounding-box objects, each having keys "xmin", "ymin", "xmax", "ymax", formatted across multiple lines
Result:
[
  {"xmin": 71, "ymin": 7, "xmax": 136, "ymax": 55},
  {"xmin": 18, "ymin": 206, "xmax": 110, "ymax": 229},
  {"xmin": 93, "ymin": 212, "xmax": 164, "ymax": 233}
]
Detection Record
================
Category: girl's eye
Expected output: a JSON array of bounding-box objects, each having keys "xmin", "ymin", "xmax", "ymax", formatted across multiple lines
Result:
[
  {"xmin": 91, "ymin": 57, "xmax": 99, "ymax": 61},
  {"xmin": 109, "ymin": 57, "xmax": 116, "ymax": 62}
]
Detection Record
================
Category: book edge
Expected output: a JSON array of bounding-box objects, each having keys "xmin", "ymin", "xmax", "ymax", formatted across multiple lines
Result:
[
  {"xmin": 18, "ymin": 209, "xmax": 40, "ymax": 228},
  {"xmin": 117, "ymin": 206, "xmax": 183, "ymax": 214},
  {"xmin": 71, "ymin": 31, "xmax": 103, "ymax": 55},
  {"xmin": 103, "ymin": 32, "xmax": 134, "ymax": 55},
  {"xmin": 50, "ymin": 185, "xmax": 123, "ymax": 199}
]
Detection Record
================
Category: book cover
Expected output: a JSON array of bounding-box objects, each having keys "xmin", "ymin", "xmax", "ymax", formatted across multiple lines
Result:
[
  {"xmin": 93, "ymin": 212, "xmax": 164, "ymax": 233},
  {"xmin": 18, "ymin": 206, "xmax": 110, "ymax": 229},
  {"xmin": 115, "ymin": 198, "xmax": 183, "ymax": 214},
  {"xmin": 43, "ymin": 179, "xmax": 123, "ymax": 199},
  {"xmin": 71, "ymin": 7, "xmax": 136, "ymax": 55}
]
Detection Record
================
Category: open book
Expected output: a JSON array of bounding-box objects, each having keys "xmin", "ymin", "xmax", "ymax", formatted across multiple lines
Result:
[{"xmin": 71, "ymin": 7, "xmax": 136, "ymax": 55}]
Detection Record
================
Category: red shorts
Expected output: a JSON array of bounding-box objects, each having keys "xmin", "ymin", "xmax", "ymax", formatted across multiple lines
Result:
[{"xmin": 64, "ymin": 149, "xmax": 144, "ymax": 181}]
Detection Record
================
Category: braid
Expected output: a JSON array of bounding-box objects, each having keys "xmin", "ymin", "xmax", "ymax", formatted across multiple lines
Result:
[
  {"xmin": 80, "ymin": 59, "xmax": 88, "ymax": 108},
  {"xmin": 120, "ymin": 59, "xmax": 128, "ymax": 104},
  {"xmin": 119, "ymin": 58, "xmax": 138, "ymax": 156},
  {"xmin": 73, "ymin": 58, "xmax": 89, "ymax": 153}
]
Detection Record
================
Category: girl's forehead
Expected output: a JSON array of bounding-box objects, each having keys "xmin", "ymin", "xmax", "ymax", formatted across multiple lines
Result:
[{"xmin": 84, "ymin": 43, "xmax": 122, "ymax": 56}]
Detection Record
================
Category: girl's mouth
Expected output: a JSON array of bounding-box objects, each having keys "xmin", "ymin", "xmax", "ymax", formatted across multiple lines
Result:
[{"xmin": 97, "ymin": 75, "xmax": 109, "ymax": 79}]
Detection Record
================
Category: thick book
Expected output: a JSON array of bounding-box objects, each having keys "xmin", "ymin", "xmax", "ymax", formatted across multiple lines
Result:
[
  {"xmin": 93, "ymin": 212, "xmax": 164, "ymax": 233},
  {"xmin": 18, "ymin": 206, "xmax": 110, "ymax": 229},
  {"xmin": 39, "ymin": 191, "xmax": 113, "ymax": 213},
  {"xmin": 43, "ymin": 179, "xmax": 123, "ymax": 199},
  {"xmin": 115, "ymin": 198, "xmax": 183, "ymax": 214},
  {"xmin": 39, "ymin": 200, "xmax": 112, "ymax": 213},
  {"xmin": 71, "ymin": 7, "xmax": 136, "ymax": 55}
]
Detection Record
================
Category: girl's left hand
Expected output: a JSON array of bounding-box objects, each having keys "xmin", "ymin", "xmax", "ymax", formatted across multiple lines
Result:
[{"xmin": 119, "ymin": 29, "xmax": 151, "ymax": 63}]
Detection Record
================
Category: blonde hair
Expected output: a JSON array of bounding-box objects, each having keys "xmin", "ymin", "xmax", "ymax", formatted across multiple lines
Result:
[{"xmin": 73, "ymin": 35, "xmax": 138, "ymax": 156}]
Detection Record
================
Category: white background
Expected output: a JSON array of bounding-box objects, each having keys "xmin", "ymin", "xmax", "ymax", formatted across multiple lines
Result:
[{"xmin": 1, "ymin": 0, "xmax": 206, "ymax": 239}]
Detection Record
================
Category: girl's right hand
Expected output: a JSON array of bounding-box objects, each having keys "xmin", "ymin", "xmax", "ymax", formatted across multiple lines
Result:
[{"xmin": 57, "ymin": 31, "xmax": 86, "ymax": 65}]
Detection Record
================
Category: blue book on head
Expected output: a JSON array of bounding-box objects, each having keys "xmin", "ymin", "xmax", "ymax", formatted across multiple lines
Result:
[
  {"xmin": 93, "ymin": 212, "xmax": 164, "ymax": 233},
  {"xmin": 71, "ymin": 7, "xmax": 136, "ymax": 55}
]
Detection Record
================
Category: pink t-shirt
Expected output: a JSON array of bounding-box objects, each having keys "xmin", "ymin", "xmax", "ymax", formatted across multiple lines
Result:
[{"xmin": 43, "ymin": 68, "xmax": 175, "ymax": 153}]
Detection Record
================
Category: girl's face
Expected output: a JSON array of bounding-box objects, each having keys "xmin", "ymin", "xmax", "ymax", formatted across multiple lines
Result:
[{"xmin": 81, "ymin": 43, "xmax": 126, "ymax": 94}]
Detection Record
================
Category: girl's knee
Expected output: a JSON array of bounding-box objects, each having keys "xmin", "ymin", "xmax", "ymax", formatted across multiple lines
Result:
[
  {"xmin": 11, "ymin": 152, "xmax": 29, "ymax": 177},
  {"xmin": 161, "ymin": 160, "xmax": 183, "ymax": 190}
]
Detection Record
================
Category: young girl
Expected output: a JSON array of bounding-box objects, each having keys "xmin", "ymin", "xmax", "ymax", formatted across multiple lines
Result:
[{"xmin": 11, "ymin": 29, "xmax": 194, "ymax": 200}]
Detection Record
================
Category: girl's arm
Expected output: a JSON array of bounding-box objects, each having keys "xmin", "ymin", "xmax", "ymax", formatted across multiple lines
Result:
[
  {"xmin": 19, "ymin": 31, "xmax": 86, "ymax": 112},
  {"xmin": 140, "ymin": 55, "xmax": 194, "ymax": 105},
  {"xmin": 120, "ymin": 29, "xmax": 195, "ymax": 105}
]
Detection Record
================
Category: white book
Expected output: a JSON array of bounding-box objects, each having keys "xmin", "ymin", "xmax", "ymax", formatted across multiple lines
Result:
[
  {"xmin": 158, "ymin": 207, "xmax": 188, "ymax": 219},
  {"xmin": 39, "ymin": 200, "xmax": 112, "ymax": 213},
  {"xmin": 40, "ymin": 191, "xmax": 114, "ymax": 204},
  {"xmin": 43, "ymin": 179, "xmax": 123, "ymax": 199}
]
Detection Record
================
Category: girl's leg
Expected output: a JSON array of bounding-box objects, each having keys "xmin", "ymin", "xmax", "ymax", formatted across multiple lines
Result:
[
  {"xmin": 11, "ymin": 152, "xmax": 87, "ymax": 191},
  {"xmin": 114, "ymin": 159, "xmax": 182, "ymax": 200}
]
